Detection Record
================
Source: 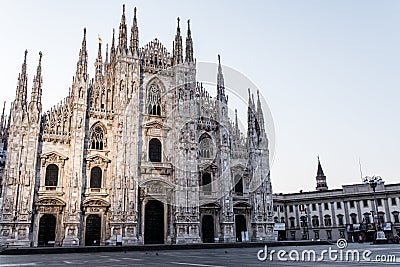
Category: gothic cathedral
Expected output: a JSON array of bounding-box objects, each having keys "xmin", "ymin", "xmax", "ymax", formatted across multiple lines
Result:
[{"xmin": 0, "ymin": 5, "xmax": 274, "ymax": 247}]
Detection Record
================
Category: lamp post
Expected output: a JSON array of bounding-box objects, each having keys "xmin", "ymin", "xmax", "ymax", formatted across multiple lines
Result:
[{"xmin": 363, "ymin": 176, "xmax": 386, "ymax": 243}]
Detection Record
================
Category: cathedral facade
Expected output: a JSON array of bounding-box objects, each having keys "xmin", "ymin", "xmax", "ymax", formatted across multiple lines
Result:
[{"xmin": 0, "ymin": 5, "xmax": 273, "ymax": 247}]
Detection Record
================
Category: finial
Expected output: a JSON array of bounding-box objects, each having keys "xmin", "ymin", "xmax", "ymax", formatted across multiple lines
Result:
[
  {"xmin": 177, "ymin": 17, "xmax": 180, "ymax": 30},
  {"xmin": 24, "ymin": 50, "xmax": 28, "ymax": 63},
  {"xmin": 98, "ymin": 35, "xmax": 102, "ymax": 44},
  {"xmin": 83, "ymin": 27, "xmax": 86, "ymax": 38},
  {"xmin": 187, "ymin": 19, "xmax": 190, "ymax": 28},
  {"xmin": 134, "ymin": 7, "xmax": 137, "ymax": 18},
  {"xmin": 218, "ymin": 54, "xmax": 221, "ymax": 65},
  {"xmin": 123, "ymin": 4, "xmax": 125, "ymax": 14}
]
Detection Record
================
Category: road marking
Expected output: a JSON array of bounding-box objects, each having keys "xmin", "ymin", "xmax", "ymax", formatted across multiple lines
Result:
[
  {"xmin": 108, "ymin": 258, "xmax": 121, "ymax": 262},
  {"xmin": 170, "ymin": 262, "xmax": 226, "ymax": 267},
  {"xmin": 0, "ymin": 264, "xmax": 37, "ymax": 267},
  {"xmin": 63, "ymin": 261, "xmax": 73, "ymax": 264}
]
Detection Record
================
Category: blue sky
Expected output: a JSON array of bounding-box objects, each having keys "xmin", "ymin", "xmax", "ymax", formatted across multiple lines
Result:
[{"xmin": 1, "ymin": 1, "xmax": 399, "ymax": 193}]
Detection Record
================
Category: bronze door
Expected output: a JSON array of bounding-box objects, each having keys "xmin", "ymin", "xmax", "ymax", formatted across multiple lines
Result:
[
  {"xmin": 144, "ymin": 200, "xmax": 164, "ymax": 244},
  {"xmin": 85, "ymin": 214, "xmax": 101, "ymax": 246},
  {"xmin": 38, "ymin": 214, "xmax": 56, "ymax": 246},
  {"xmin": 202, "ymin": 215, "xmax": 215, "ymax": 243}
]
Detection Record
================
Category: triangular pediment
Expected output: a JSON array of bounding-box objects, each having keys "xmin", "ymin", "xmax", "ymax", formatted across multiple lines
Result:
[
  {"xmin": 41, "ymin": 151, "xmax": 68, "ymax": 161},
  {"xmin": 35, "ymin": 197, "xmax": 66, "ymax": 206},
  {"xmin": 86, "ymin": 154, "xmax": 111, "ymax": 163},
  {"xmin": 143, "ymin": 120, "xmax": 170, "ymax": 130}
]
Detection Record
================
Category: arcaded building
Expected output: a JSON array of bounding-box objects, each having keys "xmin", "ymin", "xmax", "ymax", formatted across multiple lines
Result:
[{"xmin": 0, "ymin": 5, "xmax": 274, "ymax": 247}]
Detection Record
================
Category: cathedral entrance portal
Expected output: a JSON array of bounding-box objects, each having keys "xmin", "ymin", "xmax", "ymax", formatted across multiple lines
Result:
[
  {"xmin": 38, "ymin": 214, "xmax": 56, "ymax": 246},
  {"xmin": 144, "ymin": 200, "xmax": 164, "ymax": 244},
  {"xmin": 202, "ymin": 215, "xmax": 215, "ymax": 243},
  {"xmin": 235, "ymin": 215, "xmax": 247, "ymax": 242},
  {"xmin": 85, "ymin": 214, "xmax": 101, "ymax": 246}
]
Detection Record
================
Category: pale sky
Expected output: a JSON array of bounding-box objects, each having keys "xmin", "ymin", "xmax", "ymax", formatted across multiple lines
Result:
[{"xmin": 1, "ymin": 1, "xmax": 399, "ymax": 193}]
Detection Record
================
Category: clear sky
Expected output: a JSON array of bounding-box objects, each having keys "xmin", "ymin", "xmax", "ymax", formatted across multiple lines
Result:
[{"xmin": 1, "ymin": 1, "xmax": 399, "ymax": 193}]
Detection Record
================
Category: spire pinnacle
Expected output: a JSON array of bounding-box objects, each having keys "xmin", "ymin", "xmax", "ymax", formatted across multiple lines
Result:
[
  {"xmin": 173, "ymin": 17, "xmax": 183, "ymax": 65},
  {"xmin": 118, "ymin": 4, "xmax": 128, "ymax": 53},
  {"xmin": 130, "ymin": 7, "xmax": 139, "ymax": 56},
  {"xmin": 95, "ymin": 37, "xmax": 103, "ymax": 77},
  {"xmin": 316, "ymin": 156, "xmax": 328, "ymax": 191},
  {"xmin": 29, "ymin": 51, "xmax": 43, "ymax": 112},
  {"xmin": 15, "ymin": 50, "xmax": 29, "ymax": 108},
  {"xmin": 110, "ymin": 28, "xmax": 116, "ymax": 62},
  {"xmin": 185, "ymin": 19, "xmax": 194, "ymax": 63},
  {"xmin": 217, "ymin": 55, "xmax": 226, "ymax": 103},
  {"xmin": 76, "ymin": 28, "xmax": 88, "ymax": 80},
  {"xmin": 0, "ymin": 101, "xmax": 5, "ymax": 140}
]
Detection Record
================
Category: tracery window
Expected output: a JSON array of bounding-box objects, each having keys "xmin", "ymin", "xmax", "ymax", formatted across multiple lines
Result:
[
  {"xmin": 45, "ymin": 164, "xmax": 59, "ymax": 187},
  {"xmin": 90, "ymin": 167, "xmax": 102, "ymax": 188},
  {"xmin": 90, "ymin": 123, "xmax": 106, "ymax": 150},
  {"xmin": 199, "ymin": 136, "xmax": 213, "ymax": 159},
  {"xmin": 147, "ymin": 84, "xmax": 161, "ymax": 116}
]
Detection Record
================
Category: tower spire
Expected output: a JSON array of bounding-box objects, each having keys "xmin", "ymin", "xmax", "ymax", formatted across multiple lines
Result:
[
  {"xmin": 110, "ymin": 28, "xmax": 116, "ymax": 63},
  {"xmin": 185, "ymin": 19, "xmax": 194, "ymax": 63},
  {"xmin": 316, "ymin": 156, "xmax": 328, "ymax": 191},
  {"xmin": 217, "ymin": 55, "xmax": 227, "ymax": 103},
  {"xmin": 95, "ymin": 36, "xmax": 103, "ymax": 77},
  {"xmin": 15, "ymin": 50, "xmax": 29, "ymax": 109},
  {"xmin": 130, "ymin": 7, "xmax": 139, "ymax": 56},
  {"xmin": 75, "ymin": 28, "xmax": 88, "ymax": 80},
  {"xmin": 0, "ymin": 101, "xmax": 5, "ymax": 141},
  {"xmin": 118, "ymin": 4, "xmax": 128, "ymax": 53},
  {"xmin": 256, "ymin": 90, "xmax": 265, "ymax": 133},
  {"xmin": 173, "ymin": 17, "xmax": 183, "ymax": 65}
]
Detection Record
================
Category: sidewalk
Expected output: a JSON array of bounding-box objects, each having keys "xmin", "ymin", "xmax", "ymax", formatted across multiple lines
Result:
[{"xmin": 1, "ymin": 240, "xmax": 331, "ymax": 255}]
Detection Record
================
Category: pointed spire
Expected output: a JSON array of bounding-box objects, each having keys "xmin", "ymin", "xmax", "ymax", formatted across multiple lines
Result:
[
  {"xmin": 110, "ymin": 28, "xmax": 116, "ymax": 63},
  {"xmin": 118, "ymin": 4, "xmax": 128, "ymax": 53},
  {"xmin": 15, "ymin": 50, "xmax": 29, "ymax": 107},
  {"xmin": 317, "ymin": 156, "xmax": 325, "ymax": 176},
  {"xmin": 185, "ymin": 19, "xmax": 194, "ymax": 63},
  {"xmin": 0, "ymin": 101, "xmax": 5, "ymax": 140},
  {"xmin": 235, "ymin": 108, "xmax": 239, "ymax": 134},
  {"xmin": 217, "ymin": 55, "xmax": 227, "ymax": 103},
  {"xmin": 316, "ymin": 156, "xmax": 328, "ymax": 191},
  {"xmin": 95, "ymin": 36, "xmax": 103, "ymax": 77},
  {"xmin": 75, "ymin": 28, "xmax": 88, "ymax": 80},
  {"xmin": 29, "ymin": 52, "xmax": 43, "ymax": 112},
  {"xmin": 130, "ymin": 7, "xmax": 139, "ymax": 56},
  {"xmin": 173, "ymin": 17, "xmax": 183, "ymax": 65},
  {"xmin": 256, "ymin": 89, "xmax": 265, "ymax": 133}
]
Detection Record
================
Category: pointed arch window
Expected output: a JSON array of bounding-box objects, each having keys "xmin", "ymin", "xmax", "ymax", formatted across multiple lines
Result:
[
  {"xmin": 45, "ymin": 164, "xmax": 59, "ymax": 187},
  {"xmin": 199, "ymin": 135, "xmax": 213, "ymax": 159},
  {"xmin": 90, "ymin": 123, "xmax": 106, "ymax": 150},
  {"xmin": 90, "ymin": 167, "xmax": 102, "ymax": 188},
  {"xmin": 147, "ymin": 84, "xmax": 161, "ymax": 116},
  {"xmin": 149, "ymin": 138, "xmax": 162, "ymax": 162}
]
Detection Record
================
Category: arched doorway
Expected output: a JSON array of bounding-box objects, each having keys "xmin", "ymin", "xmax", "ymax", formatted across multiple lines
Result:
[
  {"xmin": 85, "ymin": 214, "xmax": 101, "ymax": 246},
  {"xmin": 144, "ymin": 200, "xmax": 164, "ymax": 244},
  {"xmin": 235, "ymin": 215, "xmax": 247, "ymax": 242},
  {"xmin": 202, "ymin": 215, "xmax": 215, "ymax": 243},
  {"xmin": 38, "ymin": 214, "xmax": 56, "ymax": 246}
]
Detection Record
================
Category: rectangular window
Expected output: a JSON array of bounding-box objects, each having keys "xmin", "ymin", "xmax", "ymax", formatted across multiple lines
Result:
[
  {"xmin": 337, "ymin": 202, "xmax": 342, "ymax": 209},
  {"xmin": 279, "ymin": 205, "xmax": 284, "ymax": 212},
  {"xmin": 340, "ymin": 230, "xmax": 345, "ymax": 239},
  {"xmin": 349, "ymin": 201, "xmax": 355, "ymax": 208},
  {"xmin": 289, "ymin": 205, "xmax": 294, "ymax": 213},
  {"xmin": 338, "ymin": 216, "xmax": 344, "ymax": 226},
  {"xmin": 377, "ymin": 199, "xmax": 382, "ymax": 206},
  {"xmin": 394, "ymin": 213, "xmax": 399, "ymax": 223},
  {"xmin": 363, "ymin": 200, "xmax": 368, "ymax": 208},
  {"xmin": 326, "ymin": 230, "xmax": 332, "ymax": 240},
  {"xmin": 312, "ymin": 203, "xmax": 316, "ymax": 211},
  {"xmin": 324, "ymin": 203, "xmax": 329, "ymax": 210},
  {"xmin": 391, "ymin": 198, "xmax": 397, "ymax": 206},
  {"xmin": 314, "ymin": 231, "xmax": 319, "ymax": 240},
  {"xmin": 273, "ymin": 205, "xmax": 277, "ymax": 212}
]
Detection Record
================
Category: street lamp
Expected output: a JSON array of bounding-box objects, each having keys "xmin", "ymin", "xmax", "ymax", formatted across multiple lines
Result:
[{"xmin": 363, "ymin": 176, "xmax": 386, "ymax": 242}]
